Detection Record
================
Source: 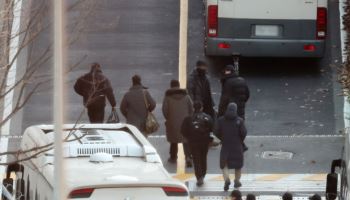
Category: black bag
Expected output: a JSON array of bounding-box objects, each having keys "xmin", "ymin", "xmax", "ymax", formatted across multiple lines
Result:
[
  {"xmin": 191, "ymin": 113, "xmax": 210, "ymax": 134},
  {"xmin": 107, "ymin": 110, "xmax": 120, "ymax": 123}
]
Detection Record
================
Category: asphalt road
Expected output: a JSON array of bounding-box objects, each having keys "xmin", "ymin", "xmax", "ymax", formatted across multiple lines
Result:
[{"xmin": 7, "ymin": 0, "xmax": 344, "ymax": 176}]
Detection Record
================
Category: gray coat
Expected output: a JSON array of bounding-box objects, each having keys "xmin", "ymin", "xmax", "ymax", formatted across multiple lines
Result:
[
  {"xmin": 162, "ymin": 88, "xmax": 193, "ymax": 143},
  {"xmin": 215, "ymin": 103, "xmax": 247, "ymax": 169},
  {"xmin": 120, "ymin": 85, "xmax": 156, "ymax": 133}
]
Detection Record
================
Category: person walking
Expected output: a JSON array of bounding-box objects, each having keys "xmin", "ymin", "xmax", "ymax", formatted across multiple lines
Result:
[
  {"xmin": 162, "ymin": 80, "xmax": 193, "ymax": 164},
  {"xmin": 120, "ymin": 75, "xmax": 156, "ymax": 135},
  {"xmin": 181, "ymin": 101, "xmax": 213, "ymax": 186},
  {"xmin": 218, "ymin": 65, "xmax": 250, "ymax": 119},
  {"xmin": 74, "ymin": 63, "xmax": 117, "ymax": 123},
  {"xmin": 215, "ymin": 103, "xmax": 247, "ymax": 191},
  {"xmin": 187, "ymin": 60, "xmax": 215, "ymax": 118},
  {"xmin": 187, "ymin": 60, "xmax": 219, "ymax": 147}
]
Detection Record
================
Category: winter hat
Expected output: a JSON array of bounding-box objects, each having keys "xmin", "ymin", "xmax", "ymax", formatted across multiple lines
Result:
[
  {"xmin": 282, "ymin": 192, "xmax": 293, "ymax": 200},
  {"xmin": 224, "ymin": 64, "xmax": 238, "ymax": 75},
  {"xmin": 196, "ymin": 60, "xmax": 207, "ymax": 67}
]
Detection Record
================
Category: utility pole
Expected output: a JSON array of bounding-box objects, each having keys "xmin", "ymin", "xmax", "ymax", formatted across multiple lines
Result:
[
  {"xmin": 53, "ymin": 0, "xmax": 65, "ymax": 199},
  {"xmin": 177, "ymin": 0, "xmax": 188, "ymax": 175}
]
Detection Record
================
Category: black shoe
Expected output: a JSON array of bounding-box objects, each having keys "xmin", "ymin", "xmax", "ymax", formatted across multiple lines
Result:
[
  {"xmin": 186, "ymin": 159, "xmax": 192, "ymax": 168},
  {"xmin": 167, "ymin": 157, "xmax": 177, "ymax": 163},
  {"xmin": 224, "ymin": 181, "xmax": 231, "ymax": 191},
  {"xmin": 196, "ymin": 177, "xmax": 204, "ymax": 187},
  {"xmin": 234, "ymin": 180, "xmax": 242, "ymax": 188}
]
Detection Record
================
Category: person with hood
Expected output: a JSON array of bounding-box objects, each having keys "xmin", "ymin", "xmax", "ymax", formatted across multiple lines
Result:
[
  {"xmin": 215, "ymin": 103, "xmax": 247, "ymax": 191},
  {"xmin": 188, "ymin": 60, "xmax": 219, "ymax": 147},
  {"xmin": 187, "ymin": 60, "xmax": 215, "ymax": 118},
  {"xmin": 162, "ymin": 80, "xmax": 193, "ymax": 164},
  {"xmin": 181, "ymin": 101, "xmax": 213, "ymax": 186},
  {"xmin": 120, "ymin": 75, "xmax": 156, "ymax": 135},
  {"xmin": 218, "ymin": 65, "xmax": 250, "ymax": 119},
  {"xmin": 74, "ymin": 63, "xmax": 117, "ymax": 123}
]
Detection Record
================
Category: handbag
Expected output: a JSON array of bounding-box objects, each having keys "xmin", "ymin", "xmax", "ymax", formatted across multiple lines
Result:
[
  {"xmin": 107, "ymin": 109, "xmax": 120, "ymax": 123},
  {"xmin": 143, "ymin": 90, "xmax": 159, "ymax": 134}
]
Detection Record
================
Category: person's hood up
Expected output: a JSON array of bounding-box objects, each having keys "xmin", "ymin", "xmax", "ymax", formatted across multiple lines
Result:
[
  {"xmin": 191, "ymin": 68, "xmax": 207, "ymax": 77},
  {"xmin": 165, "ymin": 88, "xmax": 188, "ymax": 100},
  {"xmin": 224, "ymin": 103, "xmax": 238, "ymax": 120}
]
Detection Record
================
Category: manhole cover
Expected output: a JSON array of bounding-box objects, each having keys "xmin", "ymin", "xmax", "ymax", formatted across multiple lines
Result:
[{"xmin": 261, "ymin": 151, "xmax": 293, "ymax": 160}]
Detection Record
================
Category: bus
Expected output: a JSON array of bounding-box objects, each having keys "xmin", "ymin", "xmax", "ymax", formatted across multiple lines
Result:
[
  {"xmin": 205, "ymin": 0, "xmax": 327, "ymax": 58},
  {"xmin": 1, "ymin": 124, "xmax": 189, "ymax": 200}
]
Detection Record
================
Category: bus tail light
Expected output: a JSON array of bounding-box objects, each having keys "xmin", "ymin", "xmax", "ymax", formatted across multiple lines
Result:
[
  {"xmin": 208, "ymin": 5, "xmax": 218, "ymax": 37},
  {"xmin": 304, "ymin": 44, "xmax": 316, "ymax": 52},
  {"xmin": 162, "ymin": 186, "xmax": 188, "ymax": 196},
  {"xmin": 316, "ymin": 7, "xmax": 327, "ymax": 40},
  {"xmin": 69, "ymin": 188, "xmax": 94, "ymax": 198},
  {"xmin": 218, "ymin": 43, "xmax": 231, "ymax": 49}
]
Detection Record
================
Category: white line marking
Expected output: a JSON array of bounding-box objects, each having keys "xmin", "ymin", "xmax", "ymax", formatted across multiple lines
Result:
[
  {"xmin": 149, "ymin": 134, "xmax": 343, "ymax": 139},
  {"xmin": 0, "ymin": 0, "xmax": 23, "ymax": 196}
]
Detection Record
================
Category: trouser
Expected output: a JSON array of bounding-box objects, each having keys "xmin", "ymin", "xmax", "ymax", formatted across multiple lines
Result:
[
  {"xmin": 222, "ymin": 165, "xmax": 241, "ymax": 183},
  {"xmin": 87, "ymin": 105, "xmax": 105, "ymax": 123},
  {"xmin": 190, "ymin": 142, "xmax": 209, "ymax": 180},
  {"xmin": 170, "ymin": 142, "xmax": 191, "ymax": 159}
]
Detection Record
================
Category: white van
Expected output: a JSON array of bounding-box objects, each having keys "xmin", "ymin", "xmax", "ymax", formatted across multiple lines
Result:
[
  {"xmin": 205, "ymin": 0, "xmax": 328, "ymax": 57},
  {"xmin": 1, "ymin": 124, "xmax": 189, "ymax": 200}
]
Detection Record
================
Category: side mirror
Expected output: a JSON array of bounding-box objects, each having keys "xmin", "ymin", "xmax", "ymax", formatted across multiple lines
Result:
[
  {"xmin": 1, "ymin": 178, "xmax": 14, "ymax": 200},
  {"xmin": 326, "ymin": 172, "xmax": 338, "ymax": 200}
]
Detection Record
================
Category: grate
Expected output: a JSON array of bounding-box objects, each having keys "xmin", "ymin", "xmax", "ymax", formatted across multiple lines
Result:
[
  {"xmin": 77, "ymin": 147, "xmax": 120, "ymax": 156},
  {"xmin": 261, "ymin": 151, "xmax": 293, "ymax": 160}
]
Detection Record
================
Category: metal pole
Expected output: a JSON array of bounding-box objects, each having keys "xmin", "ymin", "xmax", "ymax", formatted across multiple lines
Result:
[
  {"xmin": 177, "ymin": 0, "xmax": 188, "ymax": 175},
  {"xmin": 53, "ymin": 0, "xmax": 65, "ymax": 199}
]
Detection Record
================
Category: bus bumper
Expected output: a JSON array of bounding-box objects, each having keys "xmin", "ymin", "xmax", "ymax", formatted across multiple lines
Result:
[{"xmin": 205, "ymin": 38, "xmax": 325, "ymax": 58}]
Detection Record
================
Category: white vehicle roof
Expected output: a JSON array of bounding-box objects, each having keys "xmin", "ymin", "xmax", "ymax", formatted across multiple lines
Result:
[{"xmin": 19, "ymin": 124, "xmax": 186, "ymax": 195}]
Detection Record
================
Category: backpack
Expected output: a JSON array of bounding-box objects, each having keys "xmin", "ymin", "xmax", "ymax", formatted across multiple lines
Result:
[{"xmin": 191, "ymin": 113, "xmax": 210, "ymax": 134}]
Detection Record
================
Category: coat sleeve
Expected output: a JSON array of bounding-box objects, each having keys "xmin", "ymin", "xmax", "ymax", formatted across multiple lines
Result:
[
  {"xmin": 120, "ymin": 95, "xmax": 128, "ymax": 117},
  {"xmin": 145, "ymin": 90, "xmax": 156, "ymax": 112},
  {"xmin": 74, "ymin": 77, "xmax": 85, "ymax": 96},
  {"xmin": 218, "ymin": 81, "xmax": 231, "ymax": 116},
  {"xmin": 239, "ymin": 119, "xmax": 247, "ymax": 142},
  {"xmin": 162, "ymin": 96, "xmax": 169, "ymax": 119},
  {"xmin": 244, "ymin": 83, "xmax": 250, "ymax": 102},
  {"xmin": 104, "ymin": 79, "xmax": 117, "ymax": 107},
  {"xmin": 206, "ymin": 78, "xmax": 215, "ymax": 107}
]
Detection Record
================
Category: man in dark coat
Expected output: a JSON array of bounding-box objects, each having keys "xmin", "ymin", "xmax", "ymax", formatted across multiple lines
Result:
[
  {"xmin": 181, "ymin": 101, "xmax": 213, "ymax": 187},
  {"xmin": 218, "ymin": 65, "xmax": 250, "ymax": 119},
  {"xmin": 187, "ymin": 60, "xmax": 215, "ymax": 118},
  {"xmin": 215, "ymin": 103, "xmax": 247, "ymax": 191},
  {"xmin": 162, "ymin": 80, "xmax": 193, "ymax": 164},
  {"xmin": 187, "ymin": 60, "xmax": 219, "ymax": 147},
  {"xmin": 120, "ymin": 75, "xmax": 156, "ymax": 135},
  {"xmin": 74, "ymin": 63, "xmax": 117, "ymax": 123}
]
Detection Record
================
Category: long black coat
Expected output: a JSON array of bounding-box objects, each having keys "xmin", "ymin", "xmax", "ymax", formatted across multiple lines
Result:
[
  {"xmin": 215, "ymin": 103, "xmax": 247, "ymax": 169},
  {"xmin": 74, "ymin": 70, "xmax": 116, "ymax": 108},
  {"xmin": 187, "ymin": 69, "xmax": 215, "ymax": 117},
  {"xmin": 218, "ymin": 73, "xmax": 249, "ymax": 118}
]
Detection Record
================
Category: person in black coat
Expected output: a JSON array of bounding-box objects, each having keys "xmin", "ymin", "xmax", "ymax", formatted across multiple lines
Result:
[
  {"xmin": 215, "ymin": 103, "xmax": 247, "ymax": 191},
  {"xmin": 187, "ymin": 60, "xmax": 215, "ymax": 118},
  {"xmin": 218, "ymin": 65, "xmax": 250, "ymax": 119},
  {"xmin": 74, "ymin": 63, "xmax": 116, "ymax": 123},
  {"xmin": 181, "ymin": 101, "xmax": 213, "ymax": 187}
]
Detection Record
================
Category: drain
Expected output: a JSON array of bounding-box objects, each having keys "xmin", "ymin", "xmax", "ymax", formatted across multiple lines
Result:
[{"xmin": 261, "ymin": 151, "xmax": 293, "ymax": 160}]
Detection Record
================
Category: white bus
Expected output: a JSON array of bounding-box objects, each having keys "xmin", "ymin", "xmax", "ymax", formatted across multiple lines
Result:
[
  {"xmin": 205, "ymin": 0, "xmax": 327, "ymax": 58},
  {"xmin": 1, "ymin": 124, "xmax": 189, "ymax": 200}
]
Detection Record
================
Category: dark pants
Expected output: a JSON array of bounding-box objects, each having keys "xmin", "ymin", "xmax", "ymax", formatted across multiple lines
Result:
[
  {"xmin": 190, "ymin": 142, "xmax": 209, "ymax": 180},
  {"xmin": 170, "ymin": 143, "xmax": 191, "ymax": 159},
  {"xmin": 87, "ymin": 105, "xmax": 105, "ymax": 123}
]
